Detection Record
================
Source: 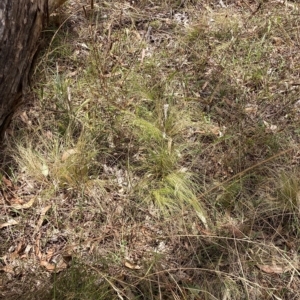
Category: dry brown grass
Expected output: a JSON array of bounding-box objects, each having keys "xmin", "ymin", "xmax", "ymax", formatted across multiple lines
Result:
[{"xmin": 1, "ymin": 0, "xmax": 300, "ymax": 299}]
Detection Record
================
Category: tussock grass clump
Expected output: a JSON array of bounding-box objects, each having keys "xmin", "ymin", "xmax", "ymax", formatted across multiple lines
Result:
[
  {"xmin": 277, "ymin": 171, "xmax": 300, "ymax": 213},
  {"xmin": 1, "ymin": 1, "xmax": 300, "ymax": 299}
]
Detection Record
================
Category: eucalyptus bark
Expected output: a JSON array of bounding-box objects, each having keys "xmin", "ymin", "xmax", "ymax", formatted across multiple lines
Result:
[{"xmin": 0, "ymin": 0, "xmax": 67, "ymax": 138}]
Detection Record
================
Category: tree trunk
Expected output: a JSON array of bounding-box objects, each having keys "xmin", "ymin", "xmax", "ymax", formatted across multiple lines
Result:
[{"xmin": 0, "ymin": 0, "xmax": 67, "ymax": 138}]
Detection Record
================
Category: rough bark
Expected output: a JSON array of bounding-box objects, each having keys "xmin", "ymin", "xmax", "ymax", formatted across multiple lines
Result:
[{"xmin": 0, "ymin": 0, "xmax": 67, "ymax": 138}]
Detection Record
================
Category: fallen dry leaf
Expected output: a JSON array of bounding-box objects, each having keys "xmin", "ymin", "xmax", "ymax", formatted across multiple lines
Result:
[
  {"xmin": 245, "ymin": 104, "xmax": 258, "ymax": 116},
  {"xmin": 36, "ymin": 205, "xmax": 51, "ymax": 229},
  {"xmin": 256, "ymin": 264, "xmax": 291, "ymax": 274},
  {"xmin": 2, "ymin": 176, "xmax": 13, "ymax": 188},
  {"xmin": 11, "ymin": 241, "xmax": 26, "ymax": 257},
  {"xmin": 271, "ymin": 36, "xmax": 285, "ymax": 46},
  {"xmin": 40, "ymin": 260, "xmax": 57, "ymax": 272},
  {"xmin": 34, "ymin": 205, "xmax": 52, "ymax": 236},
  {"xmin": 35, "ymin": 233, "xmax": 42, "ymax": 259},
  {"xmin": 11, "ymin": 197, "xmax": 35, "ymax": 210},
  {"xmin": 41, "ymin": 255, "xmax": 68, "ymax": 273},
  {"xmin": 39, "ymin": 205, "xmax": 51, "ymax": 216},
  {"xmin": 210, "ymin": 125, "xmax": 221, "ymax": 136},
  {"xmin": 45, "ymin": 248, "xmax": 56, "ymax": 261},
  {"xmin": 0, "ymin": 265, "xmax": 14, "ymax": 274},
  {"xmin": 263, "ymin": 120, "xmax": 278, "ymax": 133},
  {"xmin": 199, "ymin": 228, "xmax": 213, "ymax": 236},
  {"xmin": 61, "ymin": 148, "xmax": 79, "ymax": 161},
  {"xmin": 20, "ymin": 244, "xmax": 32, "ymax": 258},
  {"xmin": 10, "ymin": 197, "xmax": 24, "ymax": 205},
  {"xmin": 0, "ymin": 219, "xmax": 18, "ymax": 229},
  {"xmin": 124, "ymin": 260, "xmax": 141, "ymax": 270},
  {"xmin": 66, "ymin": 70, "xmax": 78, "ymax": 78},
  {"xmin": 20, "ymin": 111, "xmax": 30, "ymax": 125}
]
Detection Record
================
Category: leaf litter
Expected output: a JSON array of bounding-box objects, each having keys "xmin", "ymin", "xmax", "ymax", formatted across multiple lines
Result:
[{"xmin": 1, "ymin": 0, "xmax": 300, "ymax": 299}]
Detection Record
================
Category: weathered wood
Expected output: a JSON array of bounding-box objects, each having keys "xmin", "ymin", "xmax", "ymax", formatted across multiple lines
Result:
[{"xmin": 0, "ymin": 0, "xmax": 67, "ymax": 138}]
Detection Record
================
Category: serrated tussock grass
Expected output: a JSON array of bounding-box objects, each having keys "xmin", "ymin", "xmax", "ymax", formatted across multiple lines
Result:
[{"xmin": 2, "ymin": 1, "xmax": 300, "ymax": 299}]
